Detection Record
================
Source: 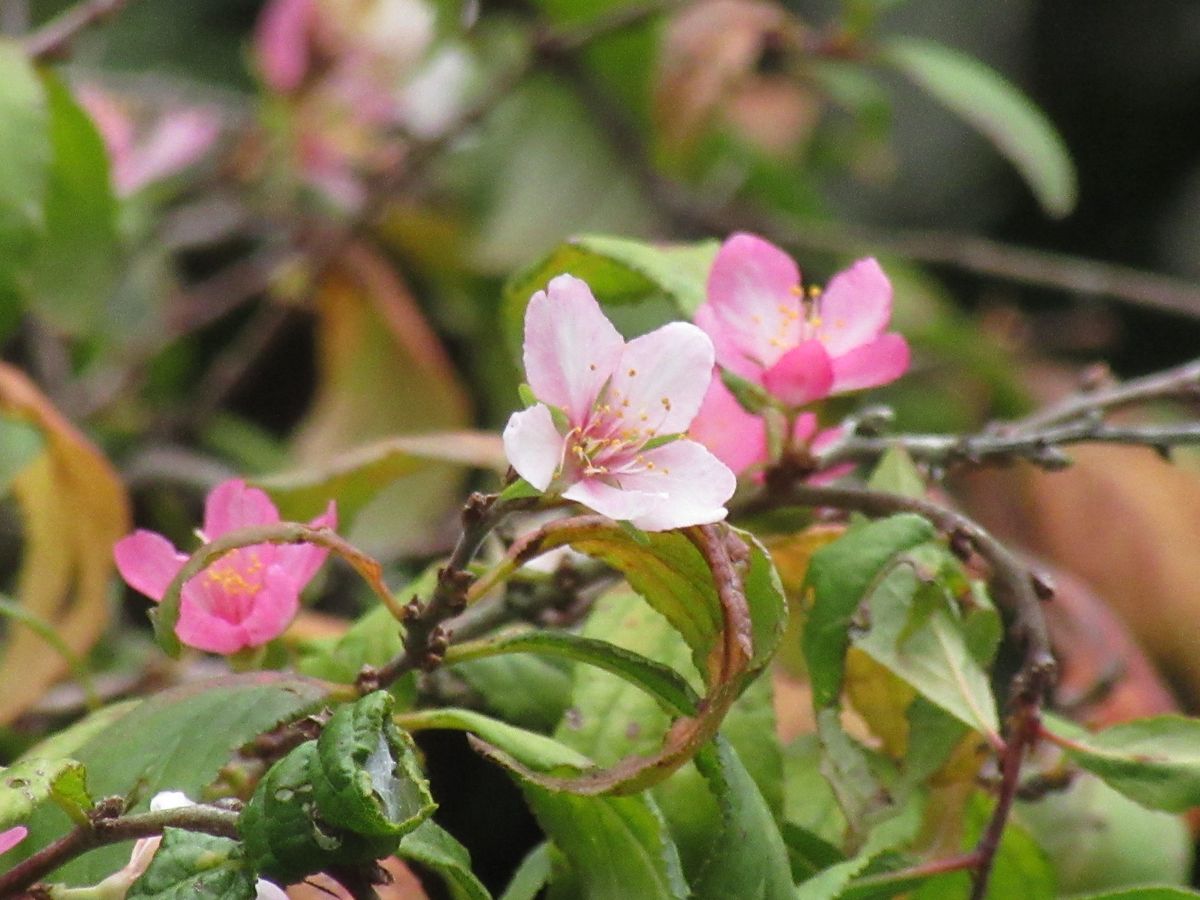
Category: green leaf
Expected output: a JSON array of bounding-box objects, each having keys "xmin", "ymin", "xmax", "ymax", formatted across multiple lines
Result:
[
  {"xmin": 397, "ymin": 819, "xmax": 493, "ymax": 900},
  {"xmin": 0, "ymin": 758, "xmax": 90, "ymax": 829},
  {"xmin": 17, "ymin": 674, "xmax": 331, "ymax": 884},
  {"xmin": 803, "ymin": 514, "xmax": 937, "ymax": 708},
  {"xmin": 501, "ymin": 842, "xmax": 553, "ymax": 900},
  {"xmin": 881, "ymin": 37, "xmax": 1077, "ymax": 219},
  {"xmin": 309, "ymin": 691, "xmax": 435, "ymax": 837},
  {"xmin": 453, "ymin": 652, "xmax": 574, "ymax": 732},
  {"xmin": 782, "ymin": 735, "xmax": 848, "ymax": 848},
  {"xmin": 0, "ymin": 40, "xmax": 48, "ymax": 307},
  {"xmin": 449, "ymin": 625, "xmax": 700, "ymax": 721},
  {"xmin": 782, "ymin": 822, "xmax": 845, "ymax": 882},
  {"xmin": 1073, "ymin": 890, "xmax": 1200, "ymax": 900},
  {"xmin": 399, "ymin": 708, "xmax": 595, "ymax": 772},
  {"xmin": 27, "ymin": 73, "xmax": 119, "ymax": 335},
  {"xmin": 502, "ymin": 234, "xmax": 719, "ymax": 358},
  {"xmin": 687, "ymin": 737, "xmax": 794, "ymax": 900},
  {"xmin": 866, "ymin": 446, "xmax": 925, "ymax": 498},
  {"xmin": 851, "ymin": 562, "xmax": 999, "ymax": 738},
  {"xmin": 257, "ymin": 432, "xmax": 506, "ymax": 527},
  {"xmin": 1044, "ymin": 714, "xmax": 1200, "ymax": 812},
  {"xmin": 127, "ymin": 829, "xmax": 256, "ymax": 900},
  {"xmin": 0, "ymin": 417, "xmax": 43, "ymax": 496}
]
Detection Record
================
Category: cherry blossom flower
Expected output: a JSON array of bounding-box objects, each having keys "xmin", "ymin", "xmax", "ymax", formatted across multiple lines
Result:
[
  {"xmin": 0, "ymin": 825, "xmax": 27, "ymax": 855},
  {"xmin": 76, "ymin": 86, "xmax": 220, "ymax": 197},
  {"xmin": 694, "ymin": 233, "xmax": 910, "ymax": 406},
  {"xmin": 114, "ymin": 480, "xmax": 336, "ymax": 654},
  {"xmin": 503, "ymin": 275, "xmax": 736, "ymax": 531}
]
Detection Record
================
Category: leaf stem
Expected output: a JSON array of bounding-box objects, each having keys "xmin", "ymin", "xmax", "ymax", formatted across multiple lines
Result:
[{"xmin": 22, "ymin": 0, "xmax": 135, "ymax": 60}]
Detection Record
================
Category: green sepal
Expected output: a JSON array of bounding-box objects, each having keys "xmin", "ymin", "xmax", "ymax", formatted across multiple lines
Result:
[
  {"xmin": 720, "ymin": 369, "xmax": 774, "ymax": 415},
  {"xmin": 310, "ymin": 691, "xmax": 436, "ymax": 837}
]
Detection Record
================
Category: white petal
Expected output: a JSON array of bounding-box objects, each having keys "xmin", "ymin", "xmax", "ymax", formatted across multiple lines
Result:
[
  {"xmin": 503, "ymin": 404, "xmax": 565, "ymax": 491},
  {"xmin": 607, "ymin": 322, "xmax": 715, "ymax": 436},
  {"xmin": 617, "ymin": 439, "xmax": 736, "ymax": 531}
]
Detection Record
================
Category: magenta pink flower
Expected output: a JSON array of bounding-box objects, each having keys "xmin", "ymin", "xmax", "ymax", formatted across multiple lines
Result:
[
  {"xmin": 0, "ymin": 825, "xmax": 27, "ymax": 855},
  {"xmin": 503, "ymin": 275, "xmax": 736, "ymax": 531},
  {"xmin": 114, "ymin": 480, "xmax": 336, "ymax": 654},
  {"xmin": 694, "ymin": 233, "xmax": 910, "ymax": 407}
]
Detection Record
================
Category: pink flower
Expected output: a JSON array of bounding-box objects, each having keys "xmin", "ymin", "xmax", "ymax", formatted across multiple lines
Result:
[
  {"xmin": 77, "ymin": 86, "xmax": 220, "ymax": 196},
  {"xmin": 503, "ymin": 275, "xmax": 736, "ymax": 531},
  {"xmin": 0, "ymin": 825, "xmax": 27, "ymax": 855},
  {"xmin": 114, "ymin": 480, "xmax": 336, "ymax": 654},
  {"xmin": 255, "ymin": 0, "xmax": 317, "ymax": 93},
  {"xmin": 689, "ymin": 376, "xmax": 842, "ymax": 478},
  {"xmin": 694, "ymin": 233, "xmax": 910, "ymax": 407}
]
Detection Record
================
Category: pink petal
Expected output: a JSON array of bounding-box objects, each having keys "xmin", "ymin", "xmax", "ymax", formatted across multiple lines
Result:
[
  {"xmin": 236, "ymin": 565, "xmax": 301, "ymax": 646},
  {"xmin": 273, "ymin": 500, "xmax": 337, "ymax": 590},
  {"xmin": 0, "ymin": 825, "xmax": 28, "ymax": 855},
  {"xmin": 503, "ymin": 403, "xmax": 566, "ymax": 491},
  {"xmin": 203, "ymin": 479, "xmax": 279, "ymax": 540},
  {"xmin": 829, "ymin": 333, "xmax": 910, "ymax": 393},
  {"xmin": 792, "ymin": 411, "xmax": 818, "ymax": 444},
  {"xmin": 816, "ymin": 258, "xmax": 893, "ymax": 356},
  {"xmin": 523, "ymin": 275, "xmax": 624, "ymax": 425},
  {"xmin": 174, "ymin": 586, "xmax": 247, "ymax": 654},
  {"xmin": 119, "ymin": 110, "xmax": 219, "ymax": 195},
  {"xmin": 617, "ymin": 439, "xmax": 736, "ymax": 531},
  {"xmin": 606, "ymin": 322, "xmax": 714, "ymax": 436},
  {"xmin": 562, "ymin": 478, "xmax": 659, "ymax": 524},
  {"xmin": 114, "ymin": 531, "xmax": 188, "ymax": 601},
  {"xmin": 697, "ymin": 233, "xmax": 803, "ymax": 372},
  {"xmin": 761, "ymin": 340, "xmax": 834, "ymax": 406},
  {"xmin": 255, "ymin": 0, "xmax": 315, "ymax": 92},
  {"xmin": 689, "ymin": 376, "xmax": 768, "ymax": 475}
]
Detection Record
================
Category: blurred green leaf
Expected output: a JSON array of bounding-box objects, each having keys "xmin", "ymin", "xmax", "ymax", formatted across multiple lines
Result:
[
  {"xmin": 0, "ymin": 417, "xmax": 43, "ymax": 497},
  {"xmin": 1044, "ymin": 714, "xmax": 1200, "ymax": 812},
  {"xmin": 803, "ymin": 514, "xmax": 936, "ymax": 708},
  {"xmin": 1072, "ymin": 890, "xmax": 1200, "ymax": 899},
  {"xmin": 0, "ymin": 41, "xmax": 48, "ymax": 308},
  {"xmin": 128, "ymin": 829, "xmax": 256, "ymax": 900},
  {"xmin": 501, "ymin": 842, "xmax": 552, "ymax": 900},
  {"xmin": 27, "ymin": 73, "xmax": 119, "ymax": 335},
  {"xmin": 866, "ymin": 446, "xmax": 925, "ymax": 498},
  {"xmin": 17, "ymin": 674, "xmax": 331, "ymax": 884},
  {"xmin": 882, "ymin": 37, "xmax": 1077, "ymax": 219},
  {"xmin": 398, "ymin": 819, "xmax": 493, "ymax": 900},
  {"xmin": 503, "ymin": 234, "xmax": 719, "ymax": 358},
  {"xmin": 453, "ymin": 652, "xmax": 574, "ymax": 733},
  {"xmin": 0, "ymin": 757, "xmax": 90, "ymax": 830}
]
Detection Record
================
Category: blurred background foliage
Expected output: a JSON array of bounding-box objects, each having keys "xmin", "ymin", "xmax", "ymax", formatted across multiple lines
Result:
[{"xmin": 4, "ymin": 0, "xmax": 1200, "ymax": 890}]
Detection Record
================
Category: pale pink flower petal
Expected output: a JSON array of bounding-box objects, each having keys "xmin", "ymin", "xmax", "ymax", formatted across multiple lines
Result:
[
  {"xmin": 117, "ymin": 110, "xmax": 219, "ymax": 195},
  {"xmin": 607, "ymin": 322, "xmax": 715, "ymax": 436},
  {"xmin": 829, "ymin": 333, "xmax": 911, "ymax": 393},
  {"xmin": 689, "ymin": 376, "xmax": 768, "ymax": 475},
  {"xmin": 273, "ymin": 500, "xmax": 337, "ymax": 590},
  {"xmin": 203, "ymin": 479, "xmax": 280, "ymax": 540},
  {"xmin": 814, "ymin": 257, "xmax": 892, "ymax": 356},
  {"xmin": 561, "ymin": 478, "xmax": 660, "ymax": 524},
  {"xmin": 761, "ymin": 340, "xmax": 834, "ymax": 406},
  {"xmin": 0, "ymin": 825, "xmax": 27, "ymax": 855},
  {"xmin": 256, "ymin": 0, "xmax": 316, "ymax": 92},
  {"xmin": 113, "ymin": 531, "xmax": 188, "ymax": 601},
  {"xmin": 698, "ymin": 232, "xmax": 803, "ymax": 374},
  {"xmin": 256, "ymin": 881, "xmax": 290, "ymax": 899},
  {"xmin": 503, "ymin": 403, "xmax": 566, "ymax": 491},
  {"xmin": 617, "ymin": 439, "xmax": 735, "ymax": 531},
  {"xmin": 523, "ymin": 275, "xmax": 624, "ymax": 424}
]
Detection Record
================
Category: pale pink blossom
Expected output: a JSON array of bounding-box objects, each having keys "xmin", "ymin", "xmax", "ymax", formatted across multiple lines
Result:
[
  {"xmin": 694, "ymin": 233, "xmax": 910, "ymax": 406},
  {"xmin": 114, "ymin": 480, "xmax": 336, "ymax": 654},
  {"xmin": 503, "ymin": 275, "xmax": 736, "ymax": 531},
  {"xmin": 0, "ymin": 825, "xmax": 27, "ymax": 855},
  {"xmin": 689, "ymin": 376, "xmax": 843, "ymax": 478},
  {"xmin": 77, "ymin": 86, "xmax": 220, "ymax": 197}
]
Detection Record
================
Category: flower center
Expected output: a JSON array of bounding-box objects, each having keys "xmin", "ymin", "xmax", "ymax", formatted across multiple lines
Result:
[{"xmin": 201, "ymin": 550, "xmax": 267, "ymax": 623}]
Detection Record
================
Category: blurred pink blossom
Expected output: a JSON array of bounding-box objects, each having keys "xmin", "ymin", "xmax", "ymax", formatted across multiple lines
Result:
[
  {"xmin": 77, "ymin": 86, "xmax": 220, "ymax": 196},
  {"xmin": 0, "ymin": 825, "xmax": 27, "ymax": 855},
  {"xmin": 503, "ymin": 275, "xmax": 735, "ymax": 531},
  {"xmin": 114, "ymin": 479, "xmax": 335, "ymax": 654},
  {"xmin": 694, "ymin": 233, "xmax": 910, "ymax": 407}
]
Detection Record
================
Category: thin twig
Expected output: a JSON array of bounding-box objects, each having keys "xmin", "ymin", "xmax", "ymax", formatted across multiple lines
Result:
[
  {"xmin": 23, "ymin": 0, "xmax": 134, "ymax": 60},
  {"xmin": 0, "ymin": 803, "xmax": 240, "ymax": 896}
]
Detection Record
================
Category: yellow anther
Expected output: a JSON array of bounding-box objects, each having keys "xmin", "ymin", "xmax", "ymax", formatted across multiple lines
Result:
[
  {"xmin": 789, "ymin": 284, "xmax": 805, "ymax": 296},
  {"xmin": 808, "ymin": 285, "xmax": 823, "ymax": 298},
  {"xmin": 628, "ymin": 368, "xmax": 637, "ymax": 377},
  {"xmin": 589, "ymin": 363, "xmax": 597, "ymax": 371},
  {"xmin": 660, "ymin": 397, "xmax": 671, "ymax": 410}
]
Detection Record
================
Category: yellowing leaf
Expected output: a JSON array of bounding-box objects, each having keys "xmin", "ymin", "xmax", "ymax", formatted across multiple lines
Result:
[
  {"xmin": 0, "ymin": 364, "xmax": 130, "ymax": 723},
  {"xmin": 290, "ymin": 244, "xmax": 471, "ymax": 558}
]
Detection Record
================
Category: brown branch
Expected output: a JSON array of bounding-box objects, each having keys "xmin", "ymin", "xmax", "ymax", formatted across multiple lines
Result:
[
  {"xmin": 23, "ymin": 0, "xmax": 135, "ymax": 60},
  {"xmin": 0, "ymin": 802, "xmax": 240, "ymax": 897}
]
